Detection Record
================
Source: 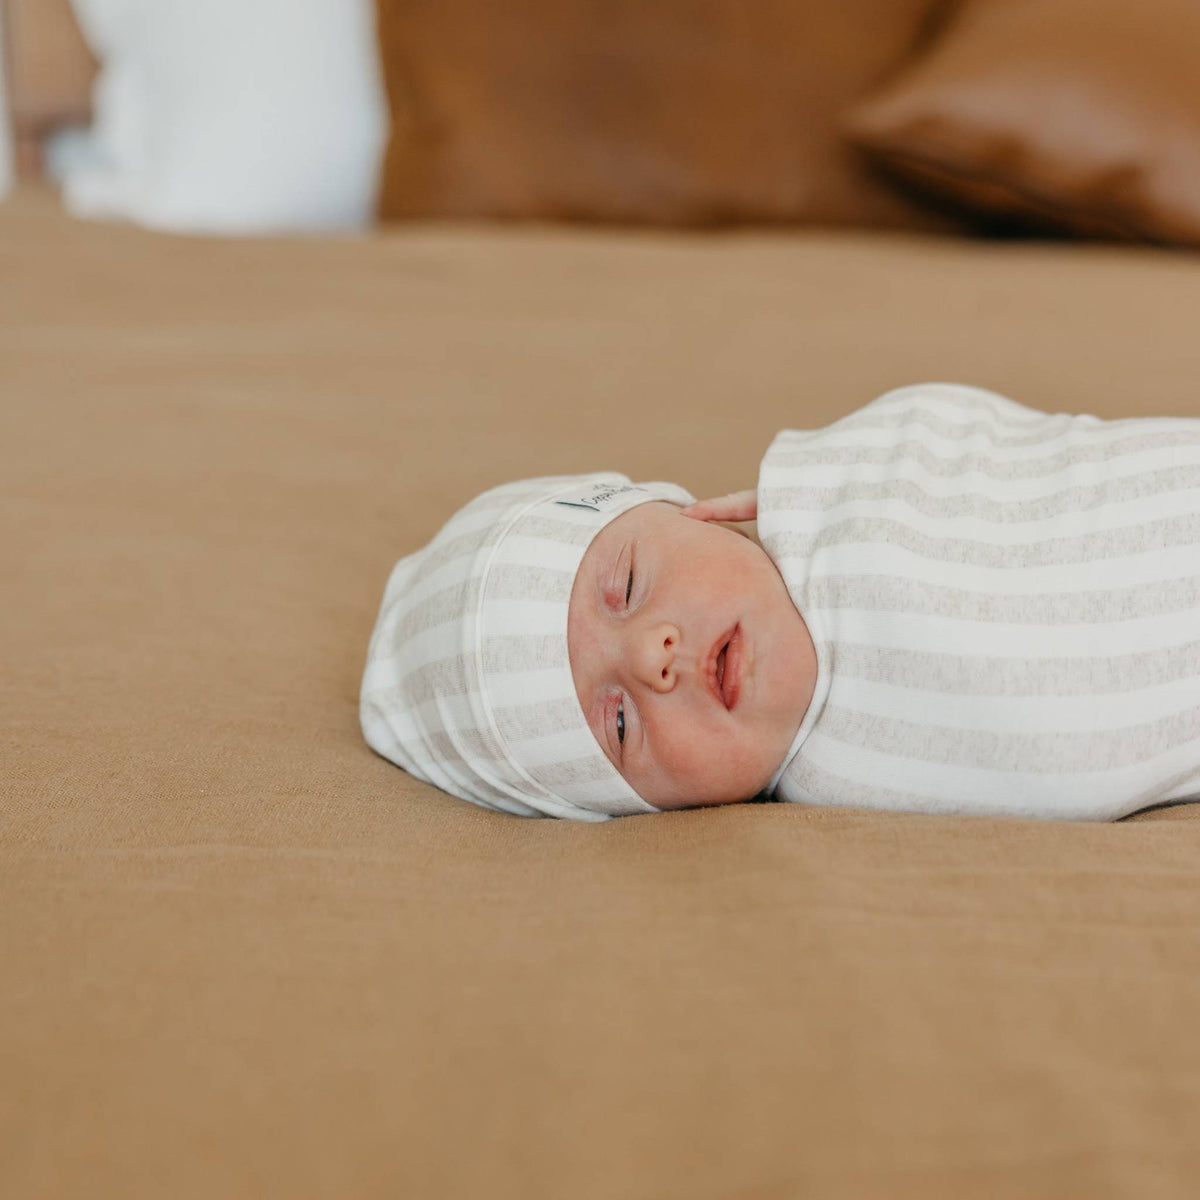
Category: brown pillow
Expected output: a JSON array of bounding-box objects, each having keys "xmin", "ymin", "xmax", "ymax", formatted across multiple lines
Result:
[
  {"xmin": 375, "ymin": 0, "xmax": 967, "ymax": 231},
  {"xmin": 843, "ymin": 0, "xmax": 1200, "ymax": 245},
  {"xmin": 5, "ymin": 0, "xmax": 97, "ymax": 176}
]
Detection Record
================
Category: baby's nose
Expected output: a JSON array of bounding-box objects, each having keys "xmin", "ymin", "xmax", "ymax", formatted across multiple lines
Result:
[{"xmin": 635, "ymin": 622, "xmax": 680, "ymax": 693}]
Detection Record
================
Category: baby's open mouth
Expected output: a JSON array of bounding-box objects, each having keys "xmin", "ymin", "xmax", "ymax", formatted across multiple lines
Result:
[{"xmin": 710, "ymin": 624, "xmax": 743, "ymax": 710}]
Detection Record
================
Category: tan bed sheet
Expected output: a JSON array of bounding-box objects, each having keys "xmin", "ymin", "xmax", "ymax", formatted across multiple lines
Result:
[{"xmin": 3, "ymin": 183, "xmax": 1200, "ymax": 1199}]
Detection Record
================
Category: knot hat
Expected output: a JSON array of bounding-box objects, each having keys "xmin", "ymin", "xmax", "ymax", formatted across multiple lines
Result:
[{"xmin": 360, "ymin": 473, "xmax": 695, "ymax": 821}]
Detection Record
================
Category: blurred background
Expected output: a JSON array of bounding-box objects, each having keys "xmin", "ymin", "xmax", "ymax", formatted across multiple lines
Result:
[
  {"xmin": 3, "ymin": 0, "xmax": 1199, "ymax": 244},
  {"xmin": 6, "ymin": 6, "xmax": 1200, "ymax": 1199}
]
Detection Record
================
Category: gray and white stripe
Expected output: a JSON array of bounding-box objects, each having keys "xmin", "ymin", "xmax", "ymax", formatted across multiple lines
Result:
[{"xmin": 760, "ymin": 382, "xmax": 1200, "ymax": 821}]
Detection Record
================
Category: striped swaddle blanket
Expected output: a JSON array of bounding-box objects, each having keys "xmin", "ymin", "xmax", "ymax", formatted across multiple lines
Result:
[{"xmin": 758, "ymin": 382, "xmax": 1200, "ymax": 820}]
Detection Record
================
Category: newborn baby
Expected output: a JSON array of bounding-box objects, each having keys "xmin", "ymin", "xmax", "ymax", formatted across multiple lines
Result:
[{"xmin": 361, "ymin": 382, "xmax": 1200, "ymax": 822}]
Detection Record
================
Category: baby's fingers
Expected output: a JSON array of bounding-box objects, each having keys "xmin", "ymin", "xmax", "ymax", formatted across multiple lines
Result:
[{"xmin": 680, "ymin": 489, "xmax": 758, "ymax": 523}]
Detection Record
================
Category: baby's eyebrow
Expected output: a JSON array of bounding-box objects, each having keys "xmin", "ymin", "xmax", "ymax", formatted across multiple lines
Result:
[
  {"xmin": 598, "ymin": 543, "xmax": 619, "ymax": 603},
  {"xmin": 581, "ymin": 540, "xmax": 624, "ymax": 767}
]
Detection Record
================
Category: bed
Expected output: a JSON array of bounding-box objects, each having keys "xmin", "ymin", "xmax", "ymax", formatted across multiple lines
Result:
[{"xmin": 4, "ymin": 176, "xmax": 1200, "ymax": 1197}]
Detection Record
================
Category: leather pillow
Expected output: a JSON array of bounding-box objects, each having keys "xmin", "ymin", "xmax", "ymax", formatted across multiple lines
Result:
[
  {"xmin": 5, "ymin": 0, "xmax": 97, "ymax": 176},
  {"xmin": 843, "ymin": 0, "xmax": 1200, "ymax": 245},
  {"xmin": 375, "ymin": 0, "xmax": 965, "ymax": 231}
]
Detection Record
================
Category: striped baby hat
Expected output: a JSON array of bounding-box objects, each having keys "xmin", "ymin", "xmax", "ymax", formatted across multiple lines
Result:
[{"xmin": 360, "ymin": 473, "xmax": 696, "ymax": 821}]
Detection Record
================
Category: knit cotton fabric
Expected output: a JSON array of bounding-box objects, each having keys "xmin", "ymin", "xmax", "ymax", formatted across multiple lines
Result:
[
  {"xmin": 759, "ymin": 382, "xmax": 1200, "ymax": 821},
  {"xmin": 361, "ymin": 473, "xmax": 695, "ymax": 820}
]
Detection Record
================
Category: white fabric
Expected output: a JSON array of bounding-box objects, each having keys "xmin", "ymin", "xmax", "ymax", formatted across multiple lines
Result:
[
  {"xmin": 63, "ymin": 0, "xmax": 387, "ymax": 234},
  {"xmin": 361, "ymin": 473, "xmax": 696, "ymax": 821},
  {"xmin": 759, "ymin": 382, "xmax": 1200, "ymax": 821}
]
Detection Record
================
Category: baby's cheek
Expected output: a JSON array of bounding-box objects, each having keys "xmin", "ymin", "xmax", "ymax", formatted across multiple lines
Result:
[
  {"xmin": 656, "ymin": 720, "xmax": 708, "ymax": 774},
  {"xmin": 653, "ymin": 713, "xmax": 762, "ymax": 802}
]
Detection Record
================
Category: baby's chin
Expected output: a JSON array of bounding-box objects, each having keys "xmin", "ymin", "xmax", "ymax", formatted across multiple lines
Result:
[
  {"xmin": 638, "ymin": 764, "xmax": 779, "ymax": 811},
  {"xmin": 644, "ymin": 791, "xmax": 765, "ymax": 812}
]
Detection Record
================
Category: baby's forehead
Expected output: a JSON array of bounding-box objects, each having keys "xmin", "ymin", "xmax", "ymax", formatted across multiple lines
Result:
[
  {"xmin": 580, "ymin": 500, "xmax": 680, "ymax": 560},
  {"xmin": 602, "ymin": 498, "xmax": 681, "ymax": 536}
]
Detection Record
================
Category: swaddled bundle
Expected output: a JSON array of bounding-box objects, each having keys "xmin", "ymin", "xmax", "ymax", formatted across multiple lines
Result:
[
  {"xmin": 759, "ymin": 383, "xmax": 1200, "ymax": 820},
  {"xmin": 360, "ymin": 473, "xmax": 694, "ymax": 821},
  {"xmin": 363, "ymin": 381, "xmax": 1200, "ymax": 824}
]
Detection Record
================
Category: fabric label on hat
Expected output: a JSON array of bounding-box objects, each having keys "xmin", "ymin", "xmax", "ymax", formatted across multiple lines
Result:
[{"xmin": 553, "ymin": 484, "xmax": 648, "ymax": 513}]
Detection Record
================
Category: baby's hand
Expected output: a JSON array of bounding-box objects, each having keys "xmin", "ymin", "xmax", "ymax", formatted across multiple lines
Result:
[{"xmin": 680, "ymin": 489, "xmax": 758, "ymax": 523}]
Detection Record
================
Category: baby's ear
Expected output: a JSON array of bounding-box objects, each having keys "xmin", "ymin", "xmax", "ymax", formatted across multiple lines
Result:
[{"xmin": 679, "ymin": 490, "xmax": 758, "ymax": 523}]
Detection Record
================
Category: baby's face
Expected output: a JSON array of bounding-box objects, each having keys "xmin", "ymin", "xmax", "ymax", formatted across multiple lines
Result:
[{"xmin": 567, "ymin": 501, "xmax": 816, "ymax": 810}]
